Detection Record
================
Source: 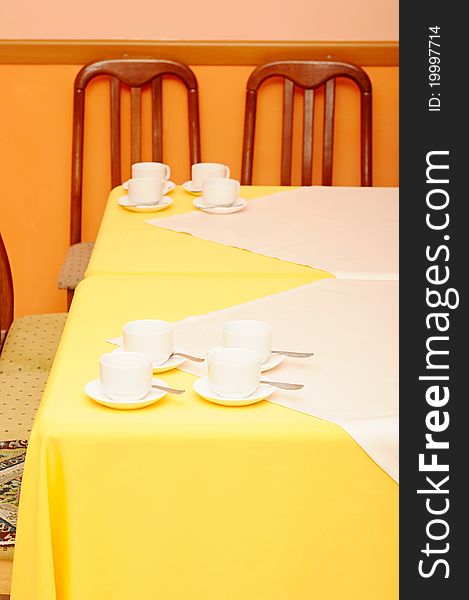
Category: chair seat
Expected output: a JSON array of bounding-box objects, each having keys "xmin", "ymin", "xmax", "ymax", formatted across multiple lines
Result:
[
  {"xmin": 0, "ymin": 313, "xmax": 67, "ymax": 374},
  {"xmin": 58, "ymin": 242, "xmax": 94, "ymax": 289},
  {"xmin": 0, "ymin": 371, "xmax": 49, "ymax": 441}
]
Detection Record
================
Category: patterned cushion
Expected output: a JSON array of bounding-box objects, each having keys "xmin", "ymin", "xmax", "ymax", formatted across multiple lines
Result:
[
  {"xmin": 0, "ymin": 371, "xmax": 49, "ymax": 441},
  {"xmin": 57, "ymin": 241, "xmax": 94, "ymax": 289},
  {"xmin": 0, "ymin": 313, "xmax": 66, "ymax": 374}
]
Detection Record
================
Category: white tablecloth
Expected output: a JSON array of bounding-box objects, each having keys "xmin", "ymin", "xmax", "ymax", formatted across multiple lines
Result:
[
  {"xmin": 172, "ymin": 279, "xmax": 399, "ymax": 481},
  {"xmin": 150, "ymin": 186, "xmax": 399, "ymax": 280}
]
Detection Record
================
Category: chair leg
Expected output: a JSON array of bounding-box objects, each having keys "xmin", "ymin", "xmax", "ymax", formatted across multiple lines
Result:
[{"xmin": 67, "ymin": 288, "xmax": 74, "ymax": 311}]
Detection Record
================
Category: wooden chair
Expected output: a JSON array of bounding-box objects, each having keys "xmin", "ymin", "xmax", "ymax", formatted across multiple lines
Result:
[
  {"xmin": 1, "ymin": 232, "xmax": 66, "ymax": 583},
  {"xmin": 241, "ymin": 60, "xmax": 372, "ymax": 186},
  {"xmin": 0, "ymin": 233, "xmax": 13, "ymax": 352},
  {"xmin": 58, "ymin": 59, "xmax": 202, "ymax": 308}
]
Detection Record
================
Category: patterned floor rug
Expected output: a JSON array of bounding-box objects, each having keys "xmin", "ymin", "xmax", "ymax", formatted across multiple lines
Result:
[{"xmin": 0, "ymin": 440, "xmax": 27, "ymax": 557}]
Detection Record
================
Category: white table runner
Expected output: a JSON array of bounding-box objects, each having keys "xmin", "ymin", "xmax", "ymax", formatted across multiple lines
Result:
[
  {"xmin": 149, "ymin": 186, "xmax": 399, "ymax": 280},
  {"xmin": 173, "ymin": 278, "xmax": 399, "ymax": 481}
]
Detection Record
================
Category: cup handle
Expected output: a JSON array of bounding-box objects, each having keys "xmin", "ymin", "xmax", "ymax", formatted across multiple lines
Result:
[
  {"xmin": 224, "ymin": 166, "xmax": 230, "ymax": 178},
  {"xmin": 165, "ymin": 165, "xmax": 171, "ymax": 180}
]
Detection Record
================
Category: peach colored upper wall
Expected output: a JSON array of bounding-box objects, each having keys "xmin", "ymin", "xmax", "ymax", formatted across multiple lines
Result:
[{"xmin": 0, "ymin": 0, "xmax": 398, "ymax": 40}]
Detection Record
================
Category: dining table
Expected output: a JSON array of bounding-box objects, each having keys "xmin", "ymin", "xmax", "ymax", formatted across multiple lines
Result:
[{"xmin": 11, "ymin": 185, "xmax": 399, "ymax": 599}]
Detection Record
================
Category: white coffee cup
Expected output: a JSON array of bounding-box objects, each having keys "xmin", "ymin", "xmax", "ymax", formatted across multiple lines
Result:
[
  {"xmin": 127, "ymin": 177, "xmax": 167, "ymax": 205},
  {"xmin": 202, "ymin": 178, "xmax": 240, "ymax": 207},
  {"xmin": 123, "ymin": 319, "xmax": 174, "ymax": 365},
  {"xmin": 207, "ymin": 347, "xmax": 262, "ymax": 399},
  {"xmin": 191, "ymin": 163, "xmax": 230, "ymax": 189},
  {"xmin": 132, "ymin": 162, "xmax": 171, "ymax": 181},
  {"xmin": 222, "ymin": 320, "xmax": 272, "ymax": 363},
  {"xmin": 100, "ymin": 352, "xmax": 153, "ymax": 402}
]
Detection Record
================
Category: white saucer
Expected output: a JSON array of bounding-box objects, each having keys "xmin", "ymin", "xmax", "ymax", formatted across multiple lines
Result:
[
  {"xmin": 122, "ymin": 180, "xmax": 176, "ymax": 193},
  {"xmin": 85, "ymin": 377, "xmax": 167, "ymax": 409},
  {"xmin": 111, "ymin": 345, "xmax": 188, "ymax": 372},
  {"xmin": 193, "ymin": 198, "xmax": 247, "ymax": 214},
  {"xmin": 260, "ymin": 353, "xmax": 284, "ymax": 371},
  {"xmin": 209, "ymin": 346, "xmax": 284, "ymax": 372},
  {"xmin": 118, "ymin": 195, "xmax": 172, "ymax": 212},
  {"xmin": 193, "ymin": 377, "xmax": 274, "ymax": 407},
  {"xmin": 182, "ymin": 180, "xmax": 203, "ymax": 194}
]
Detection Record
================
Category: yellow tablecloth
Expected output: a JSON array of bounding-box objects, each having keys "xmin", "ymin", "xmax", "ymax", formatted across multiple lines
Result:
[
  {"xmin": 12, "ymin": 275, "xmax": 397, "ymax": 599},
  {"xmin": 86, "ymin": 186, "xmax": 329, "ymax": 279}
]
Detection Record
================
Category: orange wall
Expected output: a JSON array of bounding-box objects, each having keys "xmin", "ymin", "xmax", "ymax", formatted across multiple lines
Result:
[
  {"xmin": 0, "ymin": 64, "xmax": 398, "ymax": 317},
  {"xmin": 0, "ymin": 0, "xmax": 398, "ymax": 40}
]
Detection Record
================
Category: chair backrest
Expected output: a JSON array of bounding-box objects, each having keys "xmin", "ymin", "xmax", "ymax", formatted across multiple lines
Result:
[
  {"xmin": 71, "ymin": 58, "xmax": 202, "ymax": 245},
  {"xmin": 0, "ymin": 232, "xmax": 14, "ymax": 347},
  {"xmin": 241, "ymin": 60, "xmax": 372, "ymax": 186}
]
